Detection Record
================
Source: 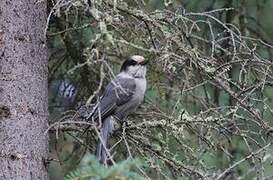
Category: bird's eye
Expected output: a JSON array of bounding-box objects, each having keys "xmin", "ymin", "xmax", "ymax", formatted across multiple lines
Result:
[{"xmin": 129, "ymin": 59, "xmax": 137, "ymax": 66}]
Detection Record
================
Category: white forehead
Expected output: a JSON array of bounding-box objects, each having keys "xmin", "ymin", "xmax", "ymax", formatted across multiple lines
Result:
[{"xmin": 131, "ymin": 55, "xmax": 145, "ymax": 63}]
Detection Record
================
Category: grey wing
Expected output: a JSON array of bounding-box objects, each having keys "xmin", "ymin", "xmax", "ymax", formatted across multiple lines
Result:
[{"xmin": 91, "ymin": 76, "xmax": 136, "ymax": 121}]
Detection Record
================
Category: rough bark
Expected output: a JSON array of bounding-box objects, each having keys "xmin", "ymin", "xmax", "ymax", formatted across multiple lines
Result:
[{"xmin": 0, "ymin": 1, "xmax": 48, "ymax": 179}]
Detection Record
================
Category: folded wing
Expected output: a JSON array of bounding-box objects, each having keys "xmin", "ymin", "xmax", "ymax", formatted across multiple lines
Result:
[{"xmin": 90, "ymin": 76, "xmax": 136, "ymax": 122}]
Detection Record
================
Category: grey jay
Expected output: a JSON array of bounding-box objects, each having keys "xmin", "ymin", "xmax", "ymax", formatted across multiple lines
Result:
[{"xmin": 89, "ymin": 55, "xmax": 148, "ymax": 164}]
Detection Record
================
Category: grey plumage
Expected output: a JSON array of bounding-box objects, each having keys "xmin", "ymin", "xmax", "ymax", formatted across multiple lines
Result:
[
  {"xmin": 92, "ymin": 75, "xmax": 137, "ymax": 122},
  {"xmin": 95, "ymin": 116, "xmax": 114, "ymax": 164},
  {"xmin": 90, "ymin": 56, "xmax": 147, "ymax": 164}
]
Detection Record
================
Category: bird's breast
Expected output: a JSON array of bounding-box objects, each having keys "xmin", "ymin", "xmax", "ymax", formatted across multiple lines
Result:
[
  {"xmin": 114, "ymin": 77, "xmax": 146, "ymax": 120},
  {"xmin": 133, "ymin": 78, "xmax": 147, "ymax": 103}
]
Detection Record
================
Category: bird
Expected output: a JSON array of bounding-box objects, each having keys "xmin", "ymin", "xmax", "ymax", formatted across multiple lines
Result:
[{"xmin": 89, "ymin": 55, "xmax": 148, "ymax": 165}]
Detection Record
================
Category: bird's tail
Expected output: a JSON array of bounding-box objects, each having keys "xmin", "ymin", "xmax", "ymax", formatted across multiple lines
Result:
[{"xmin": 95, "ymin": 116, "xmax": 114, "ymax": 164}]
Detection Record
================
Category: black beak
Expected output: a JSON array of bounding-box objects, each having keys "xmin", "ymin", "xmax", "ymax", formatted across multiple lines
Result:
[{"xmin": 139, "ymin": 60, "xmax": 149, "ymax": 65}]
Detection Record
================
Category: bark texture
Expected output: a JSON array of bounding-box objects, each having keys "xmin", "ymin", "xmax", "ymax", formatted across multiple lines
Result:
[{"xmin": 0, "ymin": 1, "xmax": 48, "ymax": 179}]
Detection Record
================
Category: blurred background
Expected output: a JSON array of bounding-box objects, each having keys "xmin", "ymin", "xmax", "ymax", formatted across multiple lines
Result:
[{"xmin": 47, "ymin": 0, "xmax": 273, "ymax": 179}]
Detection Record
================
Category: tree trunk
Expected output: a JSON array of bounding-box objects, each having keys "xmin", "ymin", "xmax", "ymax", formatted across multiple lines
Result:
[{"xmin": 0, "ymin": 1, "xmax": 48, "ymax": 179}]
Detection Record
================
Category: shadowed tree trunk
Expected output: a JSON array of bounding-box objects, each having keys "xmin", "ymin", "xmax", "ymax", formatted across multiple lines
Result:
[{"xmin": 0, "ymin": 1, "xmax": 48, "ymax": 179}]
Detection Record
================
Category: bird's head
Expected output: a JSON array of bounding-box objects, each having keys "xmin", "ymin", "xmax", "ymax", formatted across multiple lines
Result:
[{"xmin": 120, "ymin": 55, "xmax": 148, "ymax": 78}]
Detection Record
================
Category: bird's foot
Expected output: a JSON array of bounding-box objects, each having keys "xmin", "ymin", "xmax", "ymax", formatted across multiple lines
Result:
[{"xmin": 96, "ymin": 120, "xmax": 102, "ymax": 130}]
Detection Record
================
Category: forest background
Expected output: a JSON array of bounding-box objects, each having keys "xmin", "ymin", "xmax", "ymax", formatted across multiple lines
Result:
[{"xmin": 46, "ymin": 0, "xmax": 273, "ymax": 179}]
